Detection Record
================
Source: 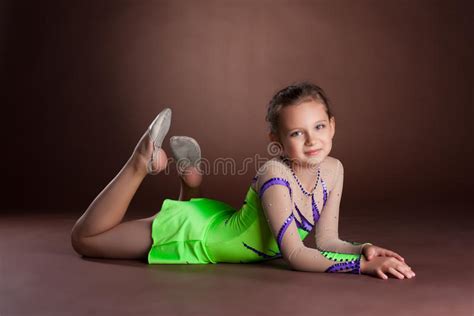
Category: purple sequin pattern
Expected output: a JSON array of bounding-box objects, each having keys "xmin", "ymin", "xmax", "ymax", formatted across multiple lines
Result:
[
  {"xmin": 325, "ymin": 259, "xmax": 361, "ymax": 274},
  {"xmin": 321, "ymin": 178, "xmax": 328, "ymax": 207},
  {"xmin": 259, "ymin": 177, "xmax": 292, "ymax": 199},
  {"xmin": 277, "ymin": 213, "xmax": 295, "ymax": 249},
  {"xmin": 294, "ymin": 203, "xmax": 313, "ymax": 232},
  {"xmin": 258, "ymin": 177, "xmax": 295, "ymax": 250},
  {"xmin": 242, "ymin": 242, "xmax": 282, "ymax": 259}
]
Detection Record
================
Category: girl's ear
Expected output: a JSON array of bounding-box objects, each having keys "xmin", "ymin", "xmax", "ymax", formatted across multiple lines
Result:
[
  {"xmin": 269, "ymin": 132, "xmax": 285, "ymax": 157},
  {"xmin": 268, "ymin": 132, "xmax": 279, "ymax": 143}
]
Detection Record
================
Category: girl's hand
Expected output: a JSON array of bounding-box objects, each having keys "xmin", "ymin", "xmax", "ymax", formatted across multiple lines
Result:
[
  {"xmin": 362, "ymin": 244, "xmax": 405, "ymax": 262},
  {"xmin": 360, "ymin": 255, "xmax": 416, "ymax": 280}
]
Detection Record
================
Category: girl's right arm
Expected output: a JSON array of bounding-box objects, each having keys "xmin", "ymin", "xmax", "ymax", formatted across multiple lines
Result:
[{"xmin": 256, "ymin": 161, "xmax": 363, "ymax": 274}]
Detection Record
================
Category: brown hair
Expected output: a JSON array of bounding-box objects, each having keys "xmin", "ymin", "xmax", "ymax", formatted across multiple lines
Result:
[{"xmin": 265, "ymin": 82, "xmax": 334, "ymax": 134}]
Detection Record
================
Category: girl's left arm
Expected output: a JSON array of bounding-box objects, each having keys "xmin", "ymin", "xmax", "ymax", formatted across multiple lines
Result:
[
  {"xmin": 314, "ymin": 159, "xmax": 372, "ymax": 255},
  {"xmin": 315, "ymin": 160, "xmax": 406, "ymax": 262}
]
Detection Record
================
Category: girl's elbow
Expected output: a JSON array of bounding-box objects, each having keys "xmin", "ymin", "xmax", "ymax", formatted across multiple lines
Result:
[{"xmin": 281, "ymin": 255, "xmax": 305, "ymax": 271}]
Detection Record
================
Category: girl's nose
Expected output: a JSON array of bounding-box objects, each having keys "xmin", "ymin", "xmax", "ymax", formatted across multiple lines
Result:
[{"xmin": 305, "ymin": 132, "xmax": 317, "ymax": 146}]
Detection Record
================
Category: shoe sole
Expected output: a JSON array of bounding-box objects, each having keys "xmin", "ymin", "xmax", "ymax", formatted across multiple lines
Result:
[{"xmin": 169, "ymin": 136, "xmax": 201, "ymax": 171}]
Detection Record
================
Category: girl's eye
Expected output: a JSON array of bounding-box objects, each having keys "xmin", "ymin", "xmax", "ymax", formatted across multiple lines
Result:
[
  {"xmin": 290, "ymin": 131, "xmax": 302, "ymax": 137},
  {"xmin": 316, "ymin": 124, "xmax": 326, "ymax": 130}
]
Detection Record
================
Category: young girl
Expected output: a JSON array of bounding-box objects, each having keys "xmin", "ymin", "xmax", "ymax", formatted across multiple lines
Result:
[{"xmin": 71, "ymin": 82, "xmax": 416, "ymax": 280}]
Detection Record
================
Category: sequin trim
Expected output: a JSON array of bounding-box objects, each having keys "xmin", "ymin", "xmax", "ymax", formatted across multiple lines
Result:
[
  {"xmin": 295, "ymin": 203, "xmax": 313, "ymax": 232},
  {"xmin": 294, "ymin": 203, "xmax": 313, "ymax": 232},
  {"xmin": 293, "ymin": 176, "xmax": 329, "ymax": 229},
  {"xmin": 242, "ymin": 242, "xmax": 282, "ymax": 259},
  {"xmin": 277, "ymin": 213, "xmax": 295, "ymax": 249},
  {"xmin": 311, "ymin": 194, "xmax": 321, "ymax": 224},
  {"xmin": 325, "ymin": 259, "xmax": 361, "ymax": 274},
  {"xmin": 321, "ymin": 178, "xmax": 328, "ymax": 207},
  {"xmin": 284, "ymin": 159, "xmax": 320, "ymax": 196},
  {"xmin": 259, "ymin": 177, "xmax": 292, "ymax": 199}
]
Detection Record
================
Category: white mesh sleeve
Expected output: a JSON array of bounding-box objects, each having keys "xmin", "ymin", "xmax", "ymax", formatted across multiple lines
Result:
[{"xmin": 315, "ymin": 159, "xmax": 372, "ymax": 254}]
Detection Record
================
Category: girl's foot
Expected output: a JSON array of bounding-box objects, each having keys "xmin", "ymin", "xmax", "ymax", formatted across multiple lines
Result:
[
  {"xmin": 131, "ymin": 108, "xmax": 172, "ymax": 175},
  {"xmin": 170, "ymin": 136, "xmax": 203, "ymax": 188},
  {"xmin": 179, "ymin": 166, "xmax": 203, "ymax": 189}
]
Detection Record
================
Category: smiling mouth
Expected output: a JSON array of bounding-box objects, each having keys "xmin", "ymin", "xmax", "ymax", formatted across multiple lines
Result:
[{"xmin": 305, "ymin": 149, "xmax": 321, "ymax": 155}]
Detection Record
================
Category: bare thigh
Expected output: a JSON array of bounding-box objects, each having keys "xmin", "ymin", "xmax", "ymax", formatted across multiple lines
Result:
[{"xmin": 72, "ymin": 214, "xmax": 157, "ymax": 260}]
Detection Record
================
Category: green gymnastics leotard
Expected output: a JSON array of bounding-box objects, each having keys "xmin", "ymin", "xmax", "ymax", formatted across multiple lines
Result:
[{"xmin": 148, "ymin": 158, "xmax": 371, "ymax": 274}]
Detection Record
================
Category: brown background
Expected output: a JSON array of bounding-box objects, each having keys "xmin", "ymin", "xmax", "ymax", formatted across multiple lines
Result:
[
  {"xmin": 1, "ymin": 0, "xmax": 472, "ymax": 215},
  {"xmin": 1, "ymin": 2, "xmax": 473, "ymax": 315}
]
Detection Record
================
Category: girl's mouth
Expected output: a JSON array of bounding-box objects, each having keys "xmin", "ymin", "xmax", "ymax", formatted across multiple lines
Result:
[{"xmin": 305, "ymin": 149, "xmax": 321, "ymax": 156}]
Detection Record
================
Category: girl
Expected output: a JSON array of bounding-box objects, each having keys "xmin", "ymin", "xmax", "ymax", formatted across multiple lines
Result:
[{"xmin": 71, "ymin": 82, "xmax": 415, "ymax": 280}]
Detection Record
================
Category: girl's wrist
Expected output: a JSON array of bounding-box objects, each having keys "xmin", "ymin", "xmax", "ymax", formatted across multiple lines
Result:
[{"xmin": 360, "ymin": 242, "xmax": 373, "ymax": 254}]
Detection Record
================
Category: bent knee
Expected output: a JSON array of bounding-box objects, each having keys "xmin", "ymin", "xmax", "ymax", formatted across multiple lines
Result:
[
  {"xmin": 70, "ymin": 234, "xmax": 92, "ymax": 257},
  {"xmin": 70, "ymin": 227, "xmax": 102, "ymax": 257}
]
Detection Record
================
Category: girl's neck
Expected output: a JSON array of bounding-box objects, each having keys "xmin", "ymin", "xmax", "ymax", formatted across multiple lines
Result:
[
  {"xmin": 293, "ymin": 162, "xmax": 320, "ymax": 183},
  {"xmin": 280, "ymin": 156, "xmax": 321, "ymax": 188}
]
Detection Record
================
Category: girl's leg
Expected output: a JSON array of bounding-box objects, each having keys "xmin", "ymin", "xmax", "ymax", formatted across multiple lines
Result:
[{"xmin": 70, "ymin": 132, "xmax": 168, "ymax": 260}]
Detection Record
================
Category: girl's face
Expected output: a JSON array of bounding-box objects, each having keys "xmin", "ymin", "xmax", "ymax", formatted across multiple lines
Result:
[{"xmin": 270, "ymin": 100, "xmax": 335, "ymax": 167}]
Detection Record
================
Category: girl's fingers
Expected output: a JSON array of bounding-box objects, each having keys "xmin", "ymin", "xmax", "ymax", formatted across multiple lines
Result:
[
  {"xmin": 397, "ymin": 265, "xmax": 416, "ymax": 278},
  {"xmin": 376, "ymin": 270, "xmax": 388, "ymax": 280},
  {"xmin": 388, "ymin": 267, "xmax": 405, "ymax": 279},
  {"xmin": 384, "ymin": 249, "xmax": 405, "ymax": 262}
]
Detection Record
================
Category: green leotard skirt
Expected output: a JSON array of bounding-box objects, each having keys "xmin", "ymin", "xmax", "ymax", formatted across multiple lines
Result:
[{"xmin": 148, "ymin": 186, "xmax": 309, "ymax": 264}]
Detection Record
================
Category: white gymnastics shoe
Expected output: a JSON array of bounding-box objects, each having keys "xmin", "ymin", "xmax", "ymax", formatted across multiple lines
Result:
[
  {"xmin": 147, "ymin": 108, "xmax": 172, "ymax": 175},
  {"xmin": 169, "ymin": 136, "xmax": 201, "ymax": 174}
]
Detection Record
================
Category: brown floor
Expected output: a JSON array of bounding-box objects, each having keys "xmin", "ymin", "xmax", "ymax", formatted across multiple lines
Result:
[{"xmin": 1, "ymin": 202, "xmax": 472, "ymax": 316}]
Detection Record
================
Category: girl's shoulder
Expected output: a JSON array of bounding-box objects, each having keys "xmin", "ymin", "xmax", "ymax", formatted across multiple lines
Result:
[
  {"xmin": 256, "ymin": 157, "xmax": 292, "ymax": 178},
  {"xmin": 251, "ymin": 157, "xmax": 293, "ymax": 192},
  {"xmin": 319, "ymin": 156, "xmax": 344, "ymax": 192},
  {"xmin": 319, "ymin": 155, "xmax": 341, "ymax": 173}
]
